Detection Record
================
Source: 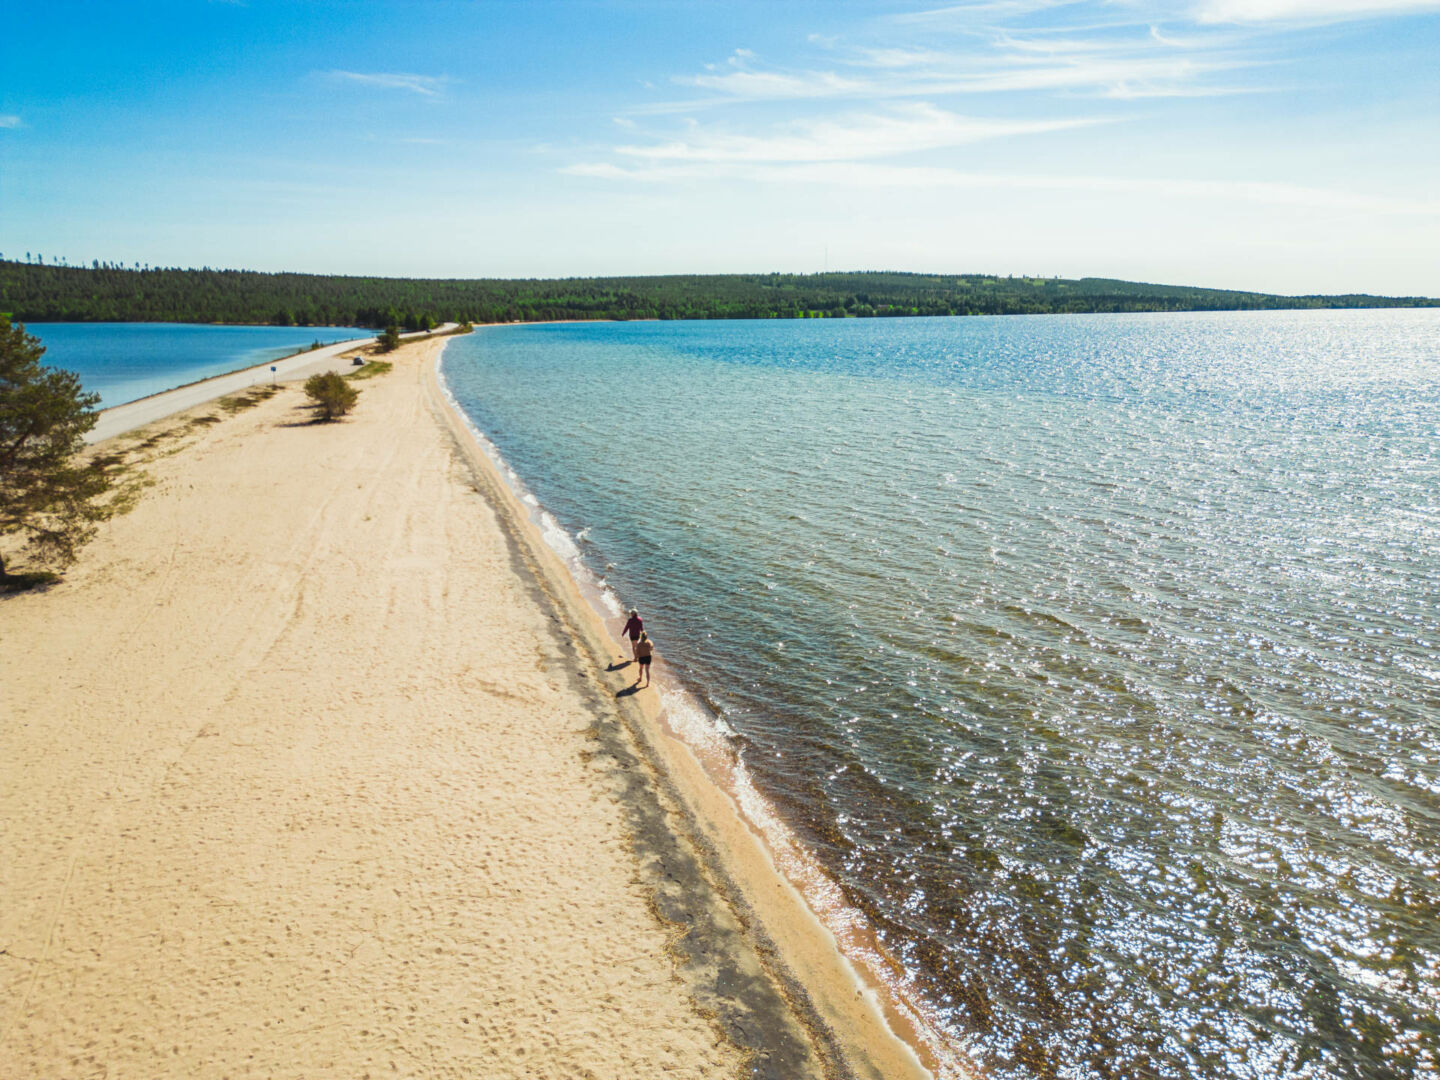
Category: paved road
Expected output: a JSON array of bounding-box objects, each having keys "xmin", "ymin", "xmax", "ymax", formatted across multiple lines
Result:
[{"xmin": 86, "ymin": 326, "xmax": 456, "ymax": 444}]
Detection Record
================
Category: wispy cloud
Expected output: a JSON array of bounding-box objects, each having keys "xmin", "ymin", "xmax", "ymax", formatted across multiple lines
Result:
[
  {"xmin": 657, "ymin": 57, "xmax": 1258, "ymax": 108},
  {"xmin": 681, "ymin": 65, "xmax": 870, "ymax": 102},
  {"xmin": 895, "ymin": 0, "xmax": 1090, "ymax": 22},
  {"xmin": 0, "ymin": 114, "xmax": 22, "ymax": 129},
  {"xmin": 829, "ymin": 46, "xmax": 952, "ymax": 69},
  {"xmin": 567, "ymin": 159, "xmax": 1440, "ymax": 216},
  {"xmin": 327, "ymin": 70, "xmax": 451, "ymax": 97},
  {"xmin": 645, "ymin": 31, "xmax": 1264, "ymax": 112},
  {"xmin": 614, "ymin": 104, "xmax": 1104, "ymax": 165},
  {"xmin": 1195, "ymin": 0, "xmax": 1440, "ymax": 22}
]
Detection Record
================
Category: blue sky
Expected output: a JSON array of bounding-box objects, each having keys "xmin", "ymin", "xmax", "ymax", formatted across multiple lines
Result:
[{"xmin": 2, "ymin": 0, "xmax": 1437, "ymax": 293}]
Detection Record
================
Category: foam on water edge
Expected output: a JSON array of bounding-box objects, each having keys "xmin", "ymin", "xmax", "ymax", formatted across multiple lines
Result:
[{"xmin": 437, "ymin": 347, "xmax": 973, "ymax": 1079}]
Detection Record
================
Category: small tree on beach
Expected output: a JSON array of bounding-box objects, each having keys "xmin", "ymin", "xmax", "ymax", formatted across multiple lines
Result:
[
  {"xmin": 303, "ymin": 371, "xmax": 359, "ymax": 421},
  {"xmin": 376, "ymin": 325, "xmax": 402, "ymax": 353},
  {"xmin": 0, "ymin": 316, "xmax": 115, "ymax": 583}
]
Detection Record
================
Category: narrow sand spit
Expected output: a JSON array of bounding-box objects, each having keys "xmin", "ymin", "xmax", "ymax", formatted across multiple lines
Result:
[{"xmin": 0, "ymin": 336, "xmax": 933, "ymax": 1079}]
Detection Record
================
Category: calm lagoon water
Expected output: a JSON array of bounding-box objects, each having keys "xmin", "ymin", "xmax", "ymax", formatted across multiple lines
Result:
[
  {"xmin": 440, "ymin": 311, "xmax": 1440, "ymax": 1080},
  {"xmin": 29, "ymin": 322, "xmax": 368, "ymax": 408}
]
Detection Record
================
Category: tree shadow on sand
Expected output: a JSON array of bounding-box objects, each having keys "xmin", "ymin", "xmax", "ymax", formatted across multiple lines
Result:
[
  {"xmin": 0, "ymin": 570, "xmax": 62, "ymax": 596},
  {"xmin": 278, "ymin": 405, "xmax": 352, "ymax": 428}
]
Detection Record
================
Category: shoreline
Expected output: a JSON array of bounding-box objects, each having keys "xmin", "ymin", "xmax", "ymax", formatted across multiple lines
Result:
[
  {"xmin": 83, "ymin": 325, "xmax": 452, "ymax": 444},
  {"xmin": 430, "ymin": 333, "xmax": 969, "ymax": 1078},
  {"xmin": 1, "ymin": 329, "xmax": 941, "ymax": 1079},
  {"xmin": 89, "ymin": 336, "xmax": 369, "ymax": 409}
]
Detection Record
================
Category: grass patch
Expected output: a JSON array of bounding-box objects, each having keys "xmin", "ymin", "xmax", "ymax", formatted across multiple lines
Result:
[
  {"xmin": 106, "ymin": 472, "xmax": 153, "ymax": 515},
  {"xmin": 133, "ymin": 428, "xmax": 182, "ymax": 451},
  {"xmin": 217, "ymin": 385, "xmax": 280, "ymax": 414},
  {"xmin": 346, "ymin": 360, "xmax": 392, "ymax": 380}
]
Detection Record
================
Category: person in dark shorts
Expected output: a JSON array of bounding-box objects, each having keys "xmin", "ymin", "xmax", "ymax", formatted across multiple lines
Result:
[
  {"xmin": 621, "ymin": 609, "xmax": 644, "ymax": 660},
  {"xmin": 634, "ymin": 632, "xmax": 654, "ymax": 688}
]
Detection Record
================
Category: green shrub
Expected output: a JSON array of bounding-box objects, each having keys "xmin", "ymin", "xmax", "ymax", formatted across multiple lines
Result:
[
  {"xmin": 375, "ymin": 325, "xmax": 402, "ymax": 353},
  {"xmin": 303, "ymin": 371, "xmax": 359, "ymax": 421}
]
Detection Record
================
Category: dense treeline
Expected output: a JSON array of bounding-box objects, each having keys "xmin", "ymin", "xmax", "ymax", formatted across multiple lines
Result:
[{"xmin": 1, "ymin": 259, "xmax": 1434, "ymax": 327}]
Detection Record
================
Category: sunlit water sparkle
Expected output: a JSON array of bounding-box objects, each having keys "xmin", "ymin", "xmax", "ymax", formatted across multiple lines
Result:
[{"xmin": 441, "ymin": 310, "xmax": 1440, "ymax": 1080}]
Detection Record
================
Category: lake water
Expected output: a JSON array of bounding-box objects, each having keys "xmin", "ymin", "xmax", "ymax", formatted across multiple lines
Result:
[
  {"xmin": 442, "ymin": 311, "xmax": 1440, "ymax": 1080},
  {"xmin": 28, "ymin": 322, "xmax": 369, "ymax": 408}
]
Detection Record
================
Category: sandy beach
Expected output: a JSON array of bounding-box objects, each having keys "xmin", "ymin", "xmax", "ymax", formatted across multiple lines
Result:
[{"xmin": 0, "ymin": 333, "xmax": 933, "ymax": 1079}]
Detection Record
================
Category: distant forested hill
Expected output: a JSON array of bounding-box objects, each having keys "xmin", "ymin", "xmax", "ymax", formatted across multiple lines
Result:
[{"xmin": 2, "ymin": 259, "xmax": 1434, "ymax": 328}]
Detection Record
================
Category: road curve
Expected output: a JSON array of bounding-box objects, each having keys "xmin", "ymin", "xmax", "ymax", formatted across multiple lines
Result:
[{"xmin": 86, "ymin": 326, "xmax": 456, "ymax": 444}]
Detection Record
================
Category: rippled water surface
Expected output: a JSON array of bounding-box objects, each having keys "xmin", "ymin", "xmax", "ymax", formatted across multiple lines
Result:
[
  {"xmin": 31, "ymin": 322, "xmax": 368, "ymax": 407},
  {"xmin": 442, "ymin": 311, "xmax": 1440, "ymax": 1080}
]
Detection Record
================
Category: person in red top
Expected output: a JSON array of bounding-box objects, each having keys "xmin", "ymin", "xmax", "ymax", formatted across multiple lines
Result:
[{"xmin": 621, "ymin": 609, "xmax": 644, "ymax": 660}]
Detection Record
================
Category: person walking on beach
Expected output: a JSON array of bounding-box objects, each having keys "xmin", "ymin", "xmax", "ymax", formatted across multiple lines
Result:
[
  {"xmin": 634, "ymin": 632, "xmax": 654, "ymax": 688},
  {"xmin": 621, "ymin": 609, "xmax": 644, "ymax": 660}
]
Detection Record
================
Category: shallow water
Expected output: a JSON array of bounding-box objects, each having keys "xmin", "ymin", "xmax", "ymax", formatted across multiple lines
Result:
[
  {"xmin": 28, "ymin": 322, "xmax": 368, "ymax": 407},
  {"xmin": 441, "ymin": 311, "xmax": 1440, "ymax": 1080}
]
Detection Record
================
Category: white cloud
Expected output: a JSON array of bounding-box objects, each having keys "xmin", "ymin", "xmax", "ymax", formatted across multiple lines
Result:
[
  {"xmin": 1146, "ymin": 24, "xmax": 1245, "ymax": 48},
  {"xmin": 1195, "ymin": 0, "xmax": 1440, "ymax": 20},
  {"xmin": 1102, "ymin": 80, "xmax": 1269, "ymax": 99},
  {"xmin": 895, "ymin": 0, "xmax": 1089, "ymax": 21},
  {"xmin": 652, "ymin": 57, "xmax": 1254, "ymax": 109},
  {"xmin": 900, "ymin": 0, "xmax": 1440, "ymax": 28},
  {"xmin": 652, "ymin": 30, "xmax": 1262, "ymax": 111},
  {"xmin": 0, "ymin": 114, "xmax": 21, "ymax": 129},
  {"xmin": 681, "ymin": 67, "xmax": 872, "ymax": 100},
  {"xmin": 328, "ymin": 70, "xmax": 449, "ymax": 96},
  {"xmin": 992, "ymin": 33, "xmax": 1139, "ymax": 56},
  {"xmin": 615, "ymin": 104, "xmax": 1103, "ymax": 164},
  {"xmin": 566, "ymin": 158, "xmax": 1440, "ymax": 217},
  {"xmin": 936, "ymin": 54, "xmax": 1250, "ymax": 95}
]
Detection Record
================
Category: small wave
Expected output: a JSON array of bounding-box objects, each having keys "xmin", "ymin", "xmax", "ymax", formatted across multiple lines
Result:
[{"xmin": 1001, "ymin": 603, "xmax": 1081, "ymax": 637}]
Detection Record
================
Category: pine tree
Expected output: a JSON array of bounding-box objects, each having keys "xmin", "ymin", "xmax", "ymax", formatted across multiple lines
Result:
[{"xmin": 0, "ymin": 317, "xmax": 115, "ymax": 583}]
